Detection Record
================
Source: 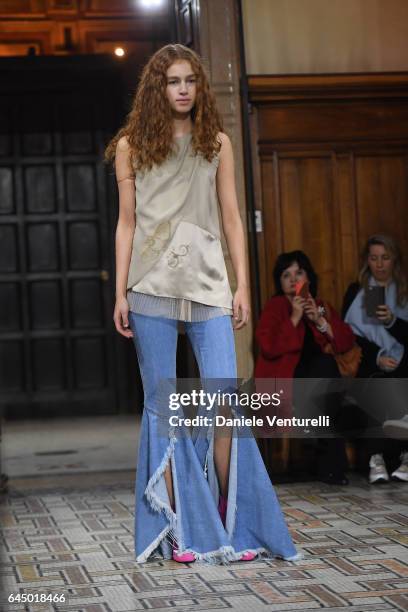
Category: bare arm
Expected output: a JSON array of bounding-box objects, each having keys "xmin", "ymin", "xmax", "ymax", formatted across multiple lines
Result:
[
  {"xmin": 216, "ymin": 132, "xmax": 250, "ymax": 329},
  {"xmin": 113, "ymin": 136, "xmax": 136, "ymax": 338}
]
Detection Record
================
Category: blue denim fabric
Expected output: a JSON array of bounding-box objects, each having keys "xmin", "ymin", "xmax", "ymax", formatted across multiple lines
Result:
[{"xmin": 129, "ymin": 312, "xmax": 299, "ymax": 564}]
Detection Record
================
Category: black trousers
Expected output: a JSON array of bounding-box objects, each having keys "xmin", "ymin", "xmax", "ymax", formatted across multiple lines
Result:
[
  {"xmin": 355, "ymin": 351, "xmax": 408, "ymax": 470},
  {"xmin": 294, "ymin": 352, "xmax": 349, "ymax": 477}
]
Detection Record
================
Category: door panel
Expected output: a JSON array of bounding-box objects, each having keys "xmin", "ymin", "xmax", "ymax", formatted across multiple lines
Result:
[
  {"xmin": 355, "ymin": 155, "xmax": 408, "ymax": 241},
  {"xmin": 0, "ymin": 56, "xmax": 125, "ymax": 416},
  {"xmin": 251, "ymin": 75, "xmax": 408, "ymax": 311}
]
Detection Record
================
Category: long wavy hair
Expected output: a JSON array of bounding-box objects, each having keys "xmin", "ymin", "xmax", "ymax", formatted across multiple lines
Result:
[
  {"xmin": 359, "ymin": 234, "xmax": 408, "ymax": 305},
  {"xmin": 104, "ymin": 44, "xmax": 223, "ymax": 172}
]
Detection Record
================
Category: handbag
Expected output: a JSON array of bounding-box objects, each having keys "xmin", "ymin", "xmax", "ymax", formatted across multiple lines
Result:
[{"xmin": 321, "ymin": 301, "xmax": 362, "ymax": 377}]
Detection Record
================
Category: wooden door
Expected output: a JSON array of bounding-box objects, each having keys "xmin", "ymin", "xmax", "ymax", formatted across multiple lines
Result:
[{"xmin": 0, "ymin": 55, "xmax": 128, "ymax": 416}]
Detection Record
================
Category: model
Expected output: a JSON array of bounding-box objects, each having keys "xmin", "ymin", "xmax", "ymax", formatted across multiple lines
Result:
[{"xmin": 105, "ymin": 43, "xmax": 299, "ymax": 565}]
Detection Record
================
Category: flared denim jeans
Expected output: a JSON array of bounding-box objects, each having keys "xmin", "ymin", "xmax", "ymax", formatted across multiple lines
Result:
[{"xmin": 129, "ymin": 312, "xmax": 299, "ymax": 564}]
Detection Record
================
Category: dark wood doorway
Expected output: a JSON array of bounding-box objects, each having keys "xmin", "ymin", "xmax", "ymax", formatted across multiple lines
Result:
[{"xmin": 0, "ymin": 54, "xmax": 139, "ymax": 417}]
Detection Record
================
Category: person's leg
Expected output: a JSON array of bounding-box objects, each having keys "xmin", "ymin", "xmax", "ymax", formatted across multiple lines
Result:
[
  {"xmin": 294, "ymin": 352, "xmax": 349, "ymax": 483},
  {"xmin": 213, "ymin": 428, "xmax": 232, "ymax": 496},
  {"xmin": 355, "ymin": 354, "xmax": 408, "ymax": 480},
  {"xmin": 185, "ymin": 315, "xmax": 237, "ymax": 497},
  {"xmin": 187, "ymin": 316, "xmax": 299, "ymax": 560},
  {"xmin": 380, "ymin": 355, "xmax": 408, "ymax": 473},
  {"xmin": 129, "ymin": 312, "xmax": 178, "ymax": 509},
  {"xmin": 130, "ymin": 312, "xmax": 243, "ymax": 563}
]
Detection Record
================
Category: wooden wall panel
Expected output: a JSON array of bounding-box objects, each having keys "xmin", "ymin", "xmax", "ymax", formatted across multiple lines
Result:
[
  {"xmin": 0, "ymin": 0, "xmax": 168, "ymax": 17},
  {"xmin": 82, "ymin": 0, "xmax": 146, "ymax": 15},
  {"xmin": 257, "ymin": 158, "xmax": 277, "ymax": 303},
  {"xmin": 334, "ymin": 154, "xmax": 359, "ymax": 301},
  {"xmin": 249, "ymin": 74, "xmax": 408, "ymax": 312},
  {"xmin": 0, "ymin": 25, "xmax": 53, "ymax": 55},
  {"xmin": 0, "ymin": 0, "xmax": 170, "ymax": 56},
  {"xmin": 257, "ymin": 102, "xmax": 408, "ymax": 144},
  {"xmin": 355, "ymin": 155, "xmax": 408, "ymax": 250},
  {"xmin": 0, "ymin": 0, "xmax": 41, "ymax": 14},
  {"xmin": 274, "ymin": 156, "xmax": 338, "ymax": 303}
]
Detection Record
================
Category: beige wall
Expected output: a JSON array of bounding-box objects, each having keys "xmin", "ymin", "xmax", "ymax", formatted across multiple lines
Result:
[{"xmin": 243, "ymin": 0, "xmax": 408, "ymax": 74}]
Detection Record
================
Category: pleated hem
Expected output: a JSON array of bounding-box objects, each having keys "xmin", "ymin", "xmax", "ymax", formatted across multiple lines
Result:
[{"xmin": 127, "ymin": 290, "xmax": 232, "ymax": 322}]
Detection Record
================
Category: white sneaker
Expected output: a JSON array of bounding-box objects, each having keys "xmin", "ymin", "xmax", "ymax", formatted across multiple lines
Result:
[
  {"xmin": 369, "ymin": 453, "xmax": 390, "ymax": 484},
  {"xmin": 383, "ymin": 415, "xmax": 408, "ymax": 439},
  {"xmin": 391, "ymin": 452, "xmax": 408, "ymax": 482}
]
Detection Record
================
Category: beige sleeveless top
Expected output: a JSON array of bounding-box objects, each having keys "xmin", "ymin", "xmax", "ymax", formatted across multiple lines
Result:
[{"xmin": 126, "ymin": 133, "xmax": 233, "ymax": 321}]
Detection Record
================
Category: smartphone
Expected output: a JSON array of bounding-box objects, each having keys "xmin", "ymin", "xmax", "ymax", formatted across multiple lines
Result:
[
  {"xmin": 365, "ymin": 286, "xmax": 385, "ymax": 317},
  {"xmin": 295, "ymin": 280, "xmax": 310, "ymax": 299}
]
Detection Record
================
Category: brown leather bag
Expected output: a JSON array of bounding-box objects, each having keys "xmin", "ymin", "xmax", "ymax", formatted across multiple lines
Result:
[{"xmin": 322, "ymin": 301, "xmax": 362, "ymax": 377}]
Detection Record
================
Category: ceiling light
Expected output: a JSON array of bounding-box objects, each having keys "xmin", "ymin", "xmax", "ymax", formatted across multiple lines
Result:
[{"xmin": 140, "ymin": 0, "xmax": 164, "ymax": 7}]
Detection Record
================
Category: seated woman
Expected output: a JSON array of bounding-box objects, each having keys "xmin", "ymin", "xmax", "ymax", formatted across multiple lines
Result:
[
  {"xmin": 342, "ymin": 234, "xmax": 408, "ymax": 484},
  {"xmin": 255, "ymin": 251, "xmax": 355, "ymax": 485}
]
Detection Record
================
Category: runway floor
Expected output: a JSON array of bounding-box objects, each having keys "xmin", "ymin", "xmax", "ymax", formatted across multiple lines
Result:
[{"xmin": 1, "ymin": 471, "xmax": 408, "ymax": 612}]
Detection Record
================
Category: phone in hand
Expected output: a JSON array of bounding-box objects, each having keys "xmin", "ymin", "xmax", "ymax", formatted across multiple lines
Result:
[
  {"xmin": 365, "ymin": 285, "xmax": 385, "ymax": 317},
  {"xmin": 295, "ymin": 280, "xmax": 310, "ymax": 299}
]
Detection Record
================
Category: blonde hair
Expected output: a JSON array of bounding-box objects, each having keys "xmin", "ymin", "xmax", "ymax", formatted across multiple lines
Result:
[{"xmin": 358, "ymin": 234, "xmax": 408, "ymax": 305}]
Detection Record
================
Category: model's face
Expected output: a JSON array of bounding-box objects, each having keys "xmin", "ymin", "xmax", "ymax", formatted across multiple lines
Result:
[
  {"xmin": 367, "ymin": 244, "xmax": 394, "ymax": 284},
  {"xmin": 166, "ymin": 60, "xmax": 197, "ymax": 115},
  {"xmin": 280, "ymin": 262, "xmax": 308, "ymax": 296}
]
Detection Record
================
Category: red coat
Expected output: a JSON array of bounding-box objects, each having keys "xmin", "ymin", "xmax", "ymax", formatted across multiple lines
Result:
[{"xmin": 254, "ymin": 295, "xmax": 355, "ymax": 378}]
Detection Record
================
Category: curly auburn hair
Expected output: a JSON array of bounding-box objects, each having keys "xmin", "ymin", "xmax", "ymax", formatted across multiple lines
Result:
[
  {"xmin": 104, "ymin": 44, "xmax": 223, "ymax": 172},
  {"xmin": 358, "ymin": 234, "xmax": 408, "ymax": 306}
]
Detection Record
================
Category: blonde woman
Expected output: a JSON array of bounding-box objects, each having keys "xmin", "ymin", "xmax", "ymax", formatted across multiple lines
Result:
[{"xmin": 342, "ymin": 234, "xmax": 408, "ymax": 483}]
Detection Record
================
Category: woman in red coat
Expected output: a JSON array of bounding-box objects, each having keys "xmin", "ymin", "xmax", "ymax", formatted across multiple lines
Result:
[{"xmin": 255, "ymin": 251, "xmax": 355, "ymax": 484}]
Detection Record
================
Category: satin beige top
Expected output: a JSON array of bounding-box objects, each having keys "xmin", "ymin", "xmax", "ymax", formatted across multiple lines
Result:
[{"xmin": 127, "ymin": 133, "xmax": 233, "ymax": 312}]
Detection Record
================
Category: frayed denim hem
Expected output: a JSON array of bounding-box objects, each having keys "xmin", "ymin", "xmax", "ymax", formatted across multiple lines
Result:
[
  {"xmin": 174, "ymin": 547, "xmax": 304, "ymax": 565},
  {"xmin": 135, "ymin": 426, "xmax": 301, "ymax": 565},
  {"xmin": 132, "ymin": 314, "xmax": 299, "ymax": 566},
  {"xmin": 136, "ymin": 525, "xmax": 173, "ymax": 564},
  {"xmin": 136, "ymin": 545, "xmax": 304, "ymax": 565},
  {"xmin": 144, "ymin": 436, "xmax": 177, "ymax": 522},
  {"xmin": 136, "ymin": 434, "xmax": 178, "ymax": 563}
]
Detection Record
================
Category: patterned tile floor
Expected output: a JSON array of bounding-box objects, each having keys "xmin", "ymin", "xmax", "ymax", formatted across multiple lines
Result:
[{"xmin": 1, "ymin": 472, "xmax": 408, "ymax": 612}]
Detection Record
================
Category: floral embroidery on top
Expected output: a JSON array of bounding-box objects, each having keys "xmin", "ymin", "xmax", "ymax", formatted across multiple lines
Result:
[
  {"xmin": 140, "ymin": 221, "xmax": 171, "ymax": 262},
  {"xmin": 167, "ymin": 244, "xmax": 190, "ymax": 268}
]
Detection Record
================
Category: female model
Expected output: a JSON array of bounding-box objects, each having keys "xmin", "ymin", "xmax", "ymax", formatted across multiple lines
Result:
[
  {"xmin": 342, "ymin": 234, "xmax": 408, "ymax": 483},
  {"xmin": 106, "ymin": 44, "xmax": 299, "ymax": 564}
]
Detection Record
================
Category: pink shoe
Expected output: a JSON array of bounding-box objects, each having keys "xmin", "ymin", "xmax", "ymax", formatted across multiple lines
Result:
[
  {"xmin": 239, "ymin": 551, "xmax": 257, "ymax": 561},
  {"xmin": 172, "ymin": 546, "xmax": 196, "ymax": 563}
]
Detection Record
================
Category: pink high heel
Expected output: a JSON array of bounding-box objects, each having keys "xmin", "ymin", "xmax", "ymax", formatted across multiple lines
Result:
[
  {"xmin": 172, "ymin": 544, "xmax": 196, "ymax": 563},
  {"xmin": 239, "ymin": 551, "xmax": 257, "ymax": 561},
  {"xmin": 218, "ymin": 495, "xmax": 257, "ymax": 562}
]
